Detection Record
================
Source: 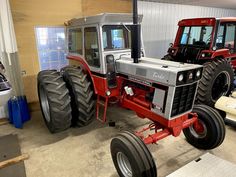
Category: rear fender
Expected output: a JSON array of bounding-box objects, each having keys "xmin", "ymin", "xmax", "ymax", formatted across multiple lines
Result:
[
  {"xmin": 211, "ymin": 49, "xmax": 230, "ymax": 59},
  {"xmin": 67, "ymin": 55, "xmax": 98, "ymax": 94}
]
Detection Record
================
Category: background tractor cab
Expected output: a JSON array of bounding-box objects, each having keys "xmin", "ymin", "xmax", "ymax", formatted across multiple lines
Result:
[
  {"xmin": 164, "ymin": 17, "xmax": 235, "ymax": 109},
  {"xmin": 66, "ymin": 13, "xmax": 144, "ymax": 77},
  {"xmin": 166, "ymin": 17, "xmax": 236, "ymax": 66}
]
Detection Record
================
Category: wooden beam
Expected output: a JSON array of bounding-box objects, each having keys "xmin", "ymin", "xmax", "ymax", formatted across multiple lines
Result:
[
  {"xmin": 0, "ymin": 118, "xmax": 9, "ymax": 126},
  {"xmin": 0, "ymin": 154, "xmax": 29, "ymax": 169}
]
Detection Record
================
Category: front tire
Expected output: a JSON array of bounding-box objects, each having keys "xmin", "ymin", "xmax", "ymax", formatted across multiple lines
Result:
[
  {"xmin": 110, "ymin": 131, "xmax": 157, "ymax": 177},
  {"xmin": 37, "ymin": 70, "xmax": 72, "ymax": 133},
  {"xmin": 183, "ymin": 105, "xmax": 225, "ymax": 149},
  {"xmin": 197, "ymin": 59, "xmax": 234, "ymax": 107}
]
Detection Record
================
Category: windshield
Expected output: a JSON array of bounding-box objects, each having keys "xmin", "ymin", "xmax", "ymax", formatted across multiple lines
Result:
[
  {"xmin": 102, "ymin": 25, "xmax": 131, "ymax": 51},
  {"xmin": 179, "ymin": 26, "xmax": 213, "ymax": 47}
]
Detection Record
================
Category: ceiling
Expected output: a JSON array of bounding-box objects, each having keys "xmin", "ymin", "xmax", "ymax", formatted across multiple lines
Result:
[{"xmin": 140, "ymin": 0, "xmax": 236, "ymax": 9}]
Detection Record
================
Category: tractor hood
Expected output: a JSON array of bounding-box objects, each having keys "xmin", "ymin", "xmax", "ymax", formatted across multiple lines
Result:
[{"xmin": 115, "ymin": 57, "xmax": 203, "ymax": 86}]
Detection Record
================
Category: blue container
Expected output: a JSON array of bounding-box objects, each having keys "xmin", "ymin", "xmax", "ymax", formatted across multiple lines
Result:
[
  {"xmin": 8, "ymin": 95, "xmax": 31, "ymax": 129},
  {"xmin": 19, "ymin": 96, "xmax": 31, "ymax": 123},
  {"xmin": 12, "ymin": 97, "xmax": 23, "ymax": 128}
]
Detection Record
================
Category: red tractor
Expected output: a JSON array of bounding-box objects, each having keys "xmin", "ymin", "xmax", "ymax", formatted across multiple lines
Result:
[
  {"xmin": 163, "ymin": 17, "xmax": 236, "ymax": 108},
  {"xmin": 37, "ymin": 1, "xmax": 226, "ymax": 176}
]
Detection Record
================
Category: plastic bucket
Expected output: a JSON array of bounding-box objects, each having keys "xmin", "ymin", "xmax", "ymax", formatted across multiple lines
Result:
[{"xmin": 8, "ymin": 95, "xmax": 31, "ymax": 128}]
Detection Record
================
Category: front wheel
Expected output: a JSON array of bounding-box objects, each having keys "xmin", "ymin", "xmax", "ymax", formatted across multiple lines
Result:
[
  {"xmin": 183, "ymin": 105, "xmax": 225, "ymax": 150},
  {"xmin": 110, "ymin": 131, "xmax": 157, "ymax": 177}
]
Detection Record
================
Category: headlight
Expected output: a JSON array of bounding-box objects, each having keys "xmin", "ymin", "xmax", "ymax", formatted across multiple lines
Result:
[
  {"xmin": 196, "ymin": 70, "xmax": 201, "ymax": 77},
  {"xmin": 201, "ymin": 52, "xmax": 212, "ymax": 58},
  {"xmin": 178, "ymin": 74, "xmax": 184, "ymax": 82}
]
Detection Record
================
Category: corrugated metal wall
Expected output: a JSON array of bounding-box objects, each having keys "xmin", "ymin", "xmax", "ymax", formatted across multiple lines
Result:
[{"xmin": 139, "ymin": 1, "xmax": 236, "ymax": 58}]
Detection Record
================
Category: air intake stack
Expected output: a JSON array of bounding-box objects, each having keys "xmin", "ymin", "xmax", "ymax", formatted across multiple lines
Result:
[{"xmin": 131, "ymin": 0, "xmax": 141, "ymax": 63}]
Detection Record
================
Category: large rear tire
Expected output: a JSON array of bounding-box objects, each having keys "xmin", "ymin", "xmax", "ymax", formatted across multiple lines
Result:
[
  {"xmin": 61, "ymin": 66, "xmax": 95, "ymax": 127},
  {"xmin": 161, "ymin": 54, "xmax": 174, "ymax": 61},
  {"xmin": 197, "ymin": 59, "xmax": 234, "ymax": 107},
  {"xmin": 37, "ymin": 70, "xmax": 72, "ymax": 133},
  {"xmin": 110, "ymin": 131, "xmax": 157, "ymax": 177},
  {"xmin": 183, "ymin": 105, "xmax": 225, "ymax": 150}
]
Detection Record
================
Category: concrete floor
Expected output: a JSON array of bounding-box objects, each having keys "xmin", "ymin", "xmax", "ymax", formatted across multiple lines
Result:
[{"xmin": 0, "ymin": 106, "xmax": 236, "ymax": 177}]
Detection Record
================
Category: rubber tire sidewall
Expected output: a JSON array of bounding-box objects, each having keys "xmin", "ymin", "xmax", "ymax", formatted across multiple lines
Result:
[
  {"xmin": 111, "ymin": 132, "xmax": 157, "ymax": 177},
  {"xmin": 183, "ymin": 105, "xmax": 225, "ymax": 149},
  {"xmin": 197, "ymin": 59, "xmax": 234, "ymax": 107}
]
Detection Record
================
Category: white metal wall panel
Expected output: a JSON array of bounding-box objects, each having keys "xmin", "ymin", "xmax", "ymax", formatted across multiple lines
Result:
[{"xmin": 139, "ymin": 1, "xmax": 236, "ymax": 58}]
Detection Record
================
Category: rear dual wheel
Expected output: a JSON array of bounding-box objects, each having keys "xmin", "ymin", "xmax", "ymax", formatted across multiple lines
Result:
[
  {"xmin": 61, "ymin": 66, "xmax": 95, "ymax": 127},
  {"xmin": 37, "ymin": 70, "xmax": 72, "ymax": 133}
]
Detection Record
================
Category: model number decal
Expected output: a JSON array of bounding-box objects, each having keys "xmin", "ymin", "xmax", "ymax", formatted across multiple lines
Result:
[
  {"xmin": 129, "ymin": 76, "xmax": 151, "ymax": 86},
  {"xmin": 153, "ymin": 72, "xmax": 165, "ymax": 80}
]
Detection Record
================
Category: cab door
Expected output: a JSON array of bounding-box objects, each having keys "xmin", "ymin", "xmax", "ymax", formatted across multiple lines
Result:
[
  {"xmin": 84, "ymin": 26, "xmax": 103, "ymax": 74},
  {"xmin": 216, "ymin": 23, "xmax": 236, "ymax": 67}
]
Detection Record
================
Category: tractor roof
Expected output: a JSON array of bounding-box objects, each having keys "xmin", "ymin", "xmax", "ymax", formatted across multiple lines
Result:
[
  {"xmin": 217, "ymin": 17, "xmax": 236, "ymax": 22},
  {"xmin": 178, "ymin": 18, "xmax": 216, "ymax": 26},
  {"xmin": 66, "ymin": 13, "xmax": 143, "ymax": 27},
  {"xmin": 178, "ymin": 17, "xmax": 236, "ymax": 26}
]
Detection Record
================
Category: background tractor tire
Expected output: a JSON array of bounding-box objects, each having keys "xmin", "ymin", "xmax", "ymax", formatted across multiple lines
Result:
[
  {"xmin": 161, "ymin": 54, "xmax": 174, "ymax": 61},
  {"xmin": 110, "ymin": 131, "xmax": 157, "ymax": 177},
  {"xmin": 197, "ymin": 59, "xmax": 234, "ymax": 107},
  {"xmin": 61, "ymin": 66, "xmax": 95, "ymax": 127},
  {"xmin": 37, "ymin": 70, "xmax": 72, "ymax": 133},
  {"xmin": 183, "ymin": 105, "xmax": 225, "ymax": 150}
]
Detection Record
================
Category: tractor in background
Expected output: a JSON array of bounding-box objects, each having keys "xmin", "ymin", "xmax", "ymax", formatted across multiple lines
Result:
[
  {"xmin": 37, "ymin": 1, "xmax": 226, "ymax": 176},
  {"xmin": 163, "ymin": 17, "xmax": 236, "ymax": 109}
]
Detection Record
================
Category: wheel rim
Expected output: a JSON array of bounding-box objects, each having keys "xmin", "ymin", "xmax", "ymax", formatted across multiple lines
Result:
[
  {"xmin": 39, "ymin": 84, "xmax": 50, "ymax": 122},
  {"xmin": 189, "ymin": 120, "xmax": 207, "ymax": 139},
  {"xmin": 211, "ymin": 71, "xmax": 230, "ymax": 101},
  {"xmin": 117, "ymin": 152, "xmax": 132, "ymax": 177}
]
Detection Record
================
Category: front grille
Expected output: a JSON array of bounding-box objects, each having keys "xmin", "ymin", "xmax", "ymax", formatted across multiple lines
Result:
[{"xmin": 171, "ymin": 83, "xmax": 197, "ymax": 117}]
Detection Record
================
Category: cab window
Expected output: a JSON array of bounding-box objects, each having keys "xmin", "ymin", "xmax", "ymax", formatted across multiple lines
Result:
[
  {"xmin": 225, "ymin": 24, "xmax": 236, "ymax": 51},
  {"xmin": 102, "ymin": 25, "xmax": 131, "ymax": 50},
  {"xmin": 84, "ymin": 27, "xmax": 100, "ymax": 68},
  {"xmin": 68, "ymin": 28, "xmax": 83, "ymax": 55},
  {"xmin": 180, "ymin": 26, "xmax": 213, "ymax": 46},
  {"xmin": 216, "ymin": 23, "xmax": 236, "ymax": 53}
]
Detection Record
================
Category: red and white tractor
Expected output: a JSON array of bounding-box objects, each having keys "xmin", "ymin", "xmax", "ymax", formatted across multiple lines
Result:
[
  {"xmin": 163, "ymin": 17, "xmax": 236, "ymax": 109},
  {"xmin": 37, "ymin": 1, "xmax": 226, "ymax": 176}
]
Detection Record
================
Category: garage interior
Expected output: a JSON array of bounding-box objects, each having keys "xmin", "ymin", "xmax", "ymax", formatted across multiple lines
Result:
[{"xmin": 0, "ymin": 0, "xmax": 236, "ymax": 177}]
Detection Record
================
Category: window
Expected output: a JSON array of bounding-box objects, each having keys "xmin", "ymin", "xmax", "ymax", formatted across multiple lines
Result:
[
  {"xmin": 84, "ymin": 27, "xmax": 100, "ymax": 68},
  {"xmin": 216, "ymin": 23, "xmax": 236, "ymax": 52},
  {"xmin": 35, "ymin": 27, "xmax": 68, "ymax": 71},
  {"xmin": 216, "ymin": 25, "xmax": 224, "ymax": 49},
  {"xmin": 180, "ymin": 27, "xmax": 190, "ymax": 45},
  {"xmin": 225, "ymin": 24, "xmax": 236, "ymax": 50},
  {"xmin": 180, "ymin": 26, "xmax": 213, "ymax": 47},
  {"xmin": 102, "ymin": 25, "xmax": 131, "ymax": 50},
  {"xmin": 68, "ymin": 28, "xmax": 83, "ymax": 55}
]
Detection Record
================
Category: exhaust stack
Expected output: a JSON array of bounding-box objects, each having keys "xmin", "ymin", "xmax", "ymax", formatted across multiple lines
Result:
[{"xmin": 131, "ymin": 0, "xmax": 141, "ymax": 63}]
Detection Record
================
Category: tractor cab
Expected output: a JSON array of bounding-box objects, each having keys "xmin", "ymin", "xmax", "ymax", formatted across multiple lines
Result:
[
  {"xmin": 166, "ymin": 17, "xmax": 236, "ymax": 66},
  {"xmin": 66, "ymin": 13, "xmax": 144, "ymax": 75}
]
